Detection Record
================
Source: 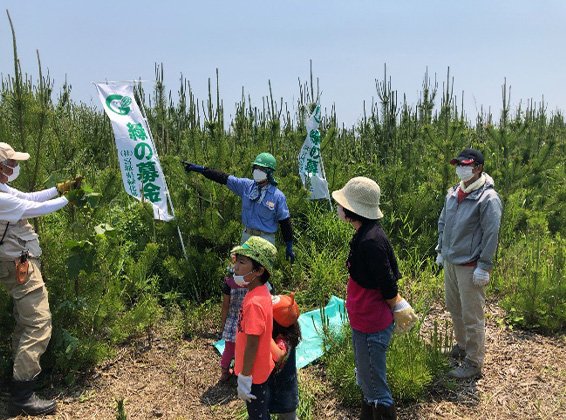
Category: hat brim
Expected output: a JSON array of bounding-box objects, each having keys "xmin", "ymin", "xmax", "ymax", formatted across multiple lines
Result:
[
  {"xmin": 252, "ymin": 162, "xmax": 274, "ymax": 171},
  {"xmin": 230, "ymin": 244, "xmax": 245, "ymax": 255},
  {"xmin": 5, "ymin": 151, "xmax": 29, "ymax": 160},
  {"xmin": 450, "ymin": 158, "xmax": 475, "ymax": 165},
  {"xmin": 13, "ymin": 151, "xmax": 30, "ymax": 161},
  {"xmin": 230, "ymin": 244, "xmax": 273, "ymax": 274},
  {"xmin": 331, "ymin": 189, "xmax": 383, "ymax": 220}
]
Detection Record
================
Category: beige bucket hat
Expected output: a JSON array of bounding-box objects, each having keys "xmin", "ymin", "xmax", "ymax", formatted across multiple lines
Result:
[
  {"xmin": 332, "ymin": 176, "xmax": 383, "ymax": 220},
  {"xmin": 0, "ymin": 143, "xmax": 30, "ymax": 162}
]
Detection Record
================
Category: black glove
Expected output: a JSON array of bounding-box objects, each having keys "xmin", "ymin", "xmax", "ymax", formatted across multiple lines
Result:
[
  {"xmin": 182, "ymin": 161, "xmax": 205, "ymax": 173},
  {"xmin": 285, "ymin": 241, "xmax": 295, "ymax": 264}
]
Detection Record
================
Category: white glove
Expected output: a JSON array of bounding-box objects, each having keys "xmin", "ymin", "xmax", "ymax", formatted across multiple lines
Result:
[
  {"xmin": 392, "ymin": 299, "xmax": 418, "ymax": 333},
  {"xmin": 435, "ymin": 254, "xmax": 444, "ymax": 266},
  {"xmin": 472, "ymin": 267, "xmax": 490, "ymax": 286},
  {"xmin": 237, "ymin": 374, "xmax": 256, "ymax": 402}
]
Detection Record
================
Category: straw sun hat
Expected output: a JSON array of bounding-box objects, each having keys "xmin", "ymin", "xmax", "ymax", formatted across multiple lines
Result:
[{"xmin": 331, "ymin": 176, "xmax": 383, "ymax": 220}]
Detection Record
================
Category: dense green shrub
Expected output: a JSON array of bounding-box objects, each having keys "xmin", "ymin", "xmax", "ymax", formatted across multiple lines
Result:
[
  {"xmin": 499, "ymin": 224, "xmax": 565, "ymax": 333},
  {"xmin": 387, "ymin": 329, "xmax": 448, "ymax": 402}
]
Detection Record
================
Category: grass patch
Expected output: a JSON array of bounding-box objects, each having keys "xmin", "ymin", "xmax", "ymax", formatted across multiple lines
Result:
[
  {"xmin": 323, "ymin": 321, "xmax": 449, "ymax": 405},
  {"xmin": 500, "ymin": 231, "xmax": 565, "ymax": 333}
]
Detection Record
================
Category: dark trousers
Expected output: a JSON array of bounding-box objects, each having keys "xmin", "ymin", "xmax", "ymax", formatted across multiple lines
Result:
[{"xmin": 246, "ymin": 381, "xmax": 270, "ymax": 420}]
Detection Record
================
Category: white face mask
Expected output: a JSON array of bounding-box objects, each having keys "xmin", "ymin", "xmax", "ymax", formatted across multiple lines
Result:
[
  {"xmin": 253, "ymin": 169, "xmax": 268, "ymax": 183},
  {"xmin": 6, "ymin": 165, "xmax": 20, "ymax": 183},
  {"xmin": 337, "ymin": 205, "xmax": 348, "ymax": 221},
  {"xmin": 455, "ymin": 165, "xmax": 474, "ymax": 182},
  {"xmin": 233, "ymin": 269, "xmax": 256, "ymax": 287}
]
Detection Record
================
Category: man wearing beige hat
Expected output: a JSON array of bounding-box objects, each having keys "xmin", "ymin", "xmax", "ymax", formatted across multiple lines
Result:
[
  {"xmin": 0, "ymin": 142, "xmax": 81, "ymax": 416},
  {"xmin": 332, "ymin": 176, "xmax": 418, "ymax": 420}
]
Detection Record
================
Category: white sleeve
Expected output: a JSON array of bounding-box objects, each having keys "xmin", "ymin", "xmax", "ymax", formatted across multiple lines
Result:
[
  {"xmin": 0, "ymin": 193, "xmax": 27, "ymax": 222},
  {"xmin": 2, "ymin": 185, "xmax": 59, "ymax": 202},
  {"xmin": 22, "ymin": 196, "xmax": 69, "ymax": 219},
  {"xmin": 0, "ymin": 192, "xmax": 68, "ymax": 222}
]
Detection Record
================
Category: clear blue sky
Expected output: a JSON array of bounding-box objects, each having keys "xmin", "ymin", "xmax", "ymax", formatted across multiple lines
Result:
[{"xmin": 1, "ymin": 0, "xmax": 565, "ymax": 127}]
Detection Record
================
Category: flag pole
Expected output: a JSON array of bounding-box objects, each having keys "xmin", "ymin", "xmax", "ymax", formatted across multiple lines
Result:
[
  {"xmin": 312, "ymin": 102, "xmax": 332, "ymax": 210},
  {"xmin": 317, "ymin": 99, "xmax": 332, "ymax": 211},
  {"xmin": 318, "ymin": 153, "xmax": 333, "ymax": 211},
  {"xmin": 135, "ymin": 81, "xmax": 189, "ymax": 261}
]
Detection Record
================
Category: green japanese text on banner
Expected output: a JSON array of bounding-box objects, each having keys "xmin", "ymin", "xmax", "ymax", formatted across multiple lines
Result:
[
  {"xmin": 297, "ymin": 104, "xmax": 330, "ymax": 200},
  {"xmin": 95, "ymin": 82, "xmax": 173, "ymax": 221}
]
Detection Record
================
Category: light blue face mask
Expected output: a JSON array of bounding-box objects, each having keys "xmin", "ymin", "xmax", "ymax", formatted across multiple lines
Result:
[
  {"xmin": 252, "ymin": 169, "xmax": 267, "ymax": 182},
  {"xmin": 456, "ymin": 165, "xmax": 474, "ymax": 182},
  {"xmin": 233, "ymin": 269, "xmax": 256, "ymax": 287}
]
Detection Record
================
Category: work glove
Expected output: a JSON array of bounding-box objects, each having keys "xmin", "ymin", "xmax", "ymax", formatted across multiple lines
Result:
[
  {"xmin": 57, "ymin": 176, "xmax": 83, "ymax": 195},
  {"xmin": 392, "ymin": 299, "xmax": 418, "ymax": 334},
  {"xmin": 285, "ymin": 241, "xmax": 295, "ymax": 264},
  {"xmin": 182, "ymin": 161, "xmax": 205, "ymax": 173},
  {"xmin": 237, "ymin": 374, "xmax": 256, "ymax": 403},
  {"xmin": 435, "ymin": 254, "xmax": 444, "ymax": 266},
  {"xmin": 472, "ymin": 267, "xmax": 490, "ymax": 287}
]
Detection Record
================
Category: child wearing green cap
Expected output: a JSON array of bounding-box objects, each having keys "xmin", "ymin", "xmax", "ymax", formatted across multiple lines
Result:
[{"xmin": 232, "ymin": 236, "xmax": 277, "ymax": 420}]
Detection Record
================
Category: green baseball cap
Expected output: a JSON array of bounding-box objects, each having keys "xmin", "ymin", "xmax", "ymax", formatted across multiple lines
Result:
[{"xmin": 231, "ymin": 236, "xmax": 277, "ymax": 275}]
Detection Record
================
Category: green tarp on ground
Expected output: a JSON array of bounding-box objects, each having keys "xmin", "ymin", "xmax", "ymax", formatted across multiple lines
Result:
[{"xmin": 213, "ymin": 295, "xmax": 347, "ymax": 369}]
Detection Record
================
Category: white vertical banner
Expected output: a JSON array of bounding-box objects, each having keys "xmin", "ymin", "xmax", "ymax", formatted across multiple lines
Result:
[
  {"xmin": 298, "ymin": 104, "xmax": 330, "ymax": 200},
  {"xmin": 95, "ymin": 82, "xmax": 174, "ymax": 221}
]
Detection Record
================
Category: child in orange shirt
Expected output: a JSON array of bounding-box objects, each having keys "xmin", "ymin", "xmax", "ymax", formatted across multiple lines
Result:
[{"xmin": 232, "ymin": 236, "xmax": 277, "ymax": 419}]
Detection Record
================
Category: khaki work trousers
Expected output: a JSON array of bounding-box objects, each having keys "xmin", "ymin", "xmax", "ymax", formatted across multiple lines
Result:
[
  {"xmin": 444, "ymin": 261, "xmax": 486, "ymax": 367},
  {"xmin": 0, "ymin": 258, "xmax": 52, "ymax": 381}
]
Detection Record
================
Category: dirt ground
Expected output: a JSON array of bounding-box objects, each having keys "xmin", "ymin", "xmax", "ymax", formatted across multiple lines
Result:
[{"xmin": 0, "ymin": 302, "xmax": 564, "ymax": 420}]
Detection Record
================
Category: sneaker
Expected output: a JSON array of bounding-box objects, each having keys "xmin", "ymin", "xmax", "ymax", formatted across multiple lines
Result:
[
  {"xmin": 449, "ymin": 344, "xmax": 466, "ymax": 360},
  {"xmin": 448, "ymin": 359, "xmax": 482, "ymax": 379}
]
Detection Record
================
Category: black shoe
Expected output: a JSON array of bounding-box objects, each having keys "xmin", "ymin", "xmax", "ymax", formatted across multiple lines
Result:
[
  {"xmin": 10, "ymin": 379, "xmax": 57, "ymax": 416},
  {"xmin": 360, "ymin": 399, "xmax": 373, "ymax": 420},
  {"xmin": 372, "ymin": 403, "xmax": 397, "ymax": 420}
]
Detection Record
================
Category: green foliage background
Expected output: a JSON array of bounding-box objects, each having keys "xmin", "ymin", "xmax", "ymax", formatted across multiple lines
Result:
[{"xmin": 0, "ymin": 22, "xmax": 564, "ymax": 403}]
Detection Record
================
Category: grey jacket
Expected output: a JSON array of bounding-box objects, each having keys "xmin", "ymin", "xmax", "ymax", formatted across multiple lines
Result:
[{"xmin": 437, "ymin": 174, "xmax": 502, "ymax": 271}]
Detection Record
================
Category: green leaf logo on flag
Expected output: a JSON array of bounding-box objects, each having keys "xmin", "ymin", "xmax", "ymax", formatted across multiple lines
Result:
[
  {"xmin": 105, "ymin": 94, "xmax": 132, "ymax": 115},
  {"xmin": 313, "ymin": 104, "xmax": 321, "ymax": 123}
]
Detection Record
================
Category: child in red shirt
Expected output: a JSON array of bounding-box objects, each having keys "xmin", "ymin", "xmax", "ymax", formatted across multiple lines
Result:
[{"xmin": 232, "ymin": 236, "xmax": 277, "ymax": 420}]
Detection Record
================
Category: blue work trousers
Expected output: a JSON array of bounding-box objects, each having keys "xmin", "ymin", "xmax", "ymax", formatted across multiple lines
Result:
[{"xmin": 351, "ymin": 323, "xmax": 394, "ymax": 407}]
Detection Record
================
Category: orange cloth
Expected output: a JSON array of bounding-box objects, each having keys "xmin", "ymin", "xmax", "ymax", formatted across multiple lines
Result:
[{"xmin": 234, "ymin": 285, "xmax": 274, "ymax": 384}]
